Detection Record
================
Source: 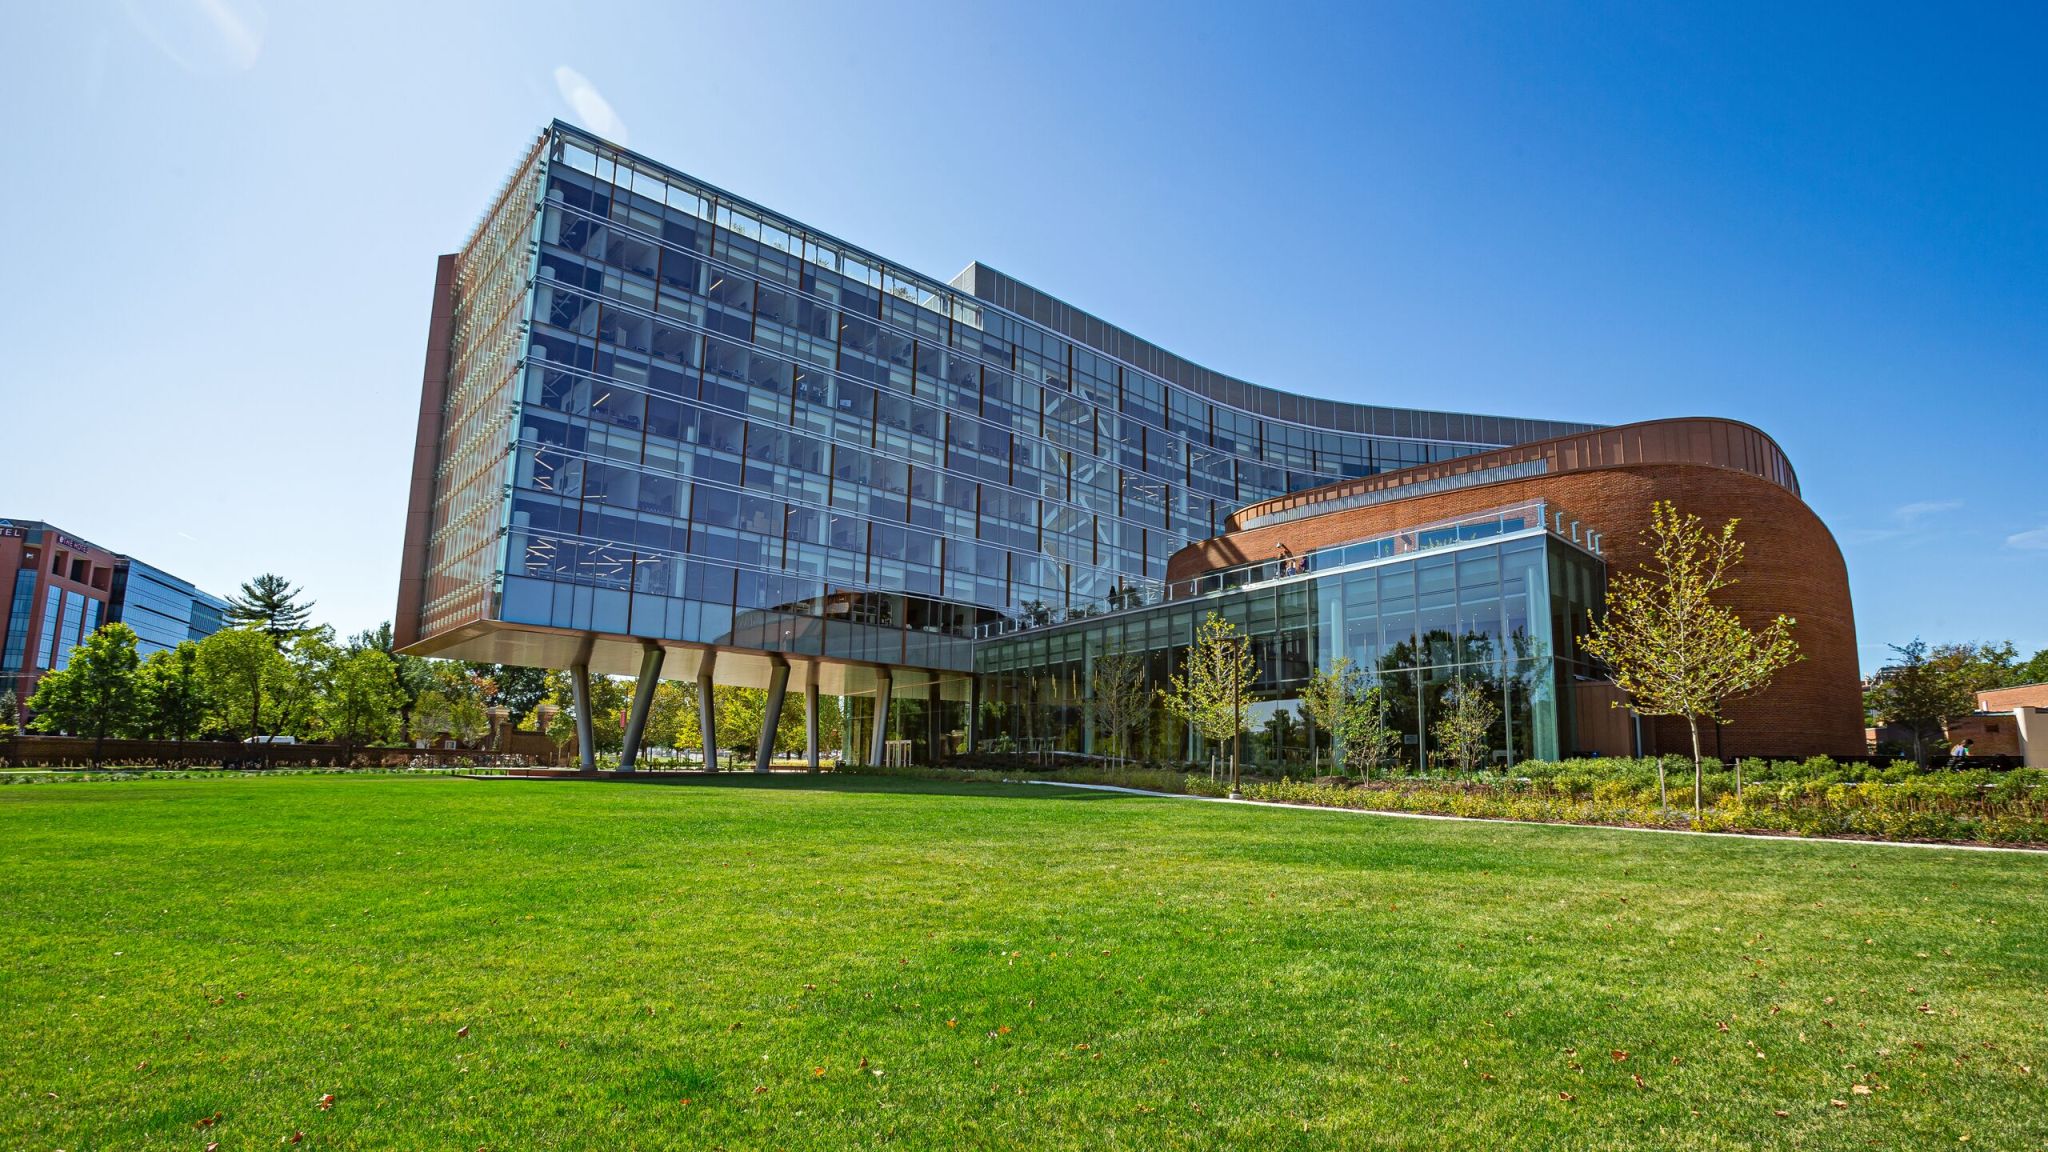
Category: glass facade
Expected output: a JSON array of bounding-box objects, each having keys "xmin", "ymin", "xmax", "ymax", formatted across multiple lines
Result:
[
  {"xmin": 1, "ymin": 570, "xmax": 34, "ymax": 676},
  {"xmin": 108, "ymin": 558, "xmax": 230, "ymax": 657},
  {"xmin": 420, "ymin": 122, "xmax": 1594, "ymax": 679},
  {"xmin": 976, "ymin": 514, "xmax": 1607, "ymax": 769}
]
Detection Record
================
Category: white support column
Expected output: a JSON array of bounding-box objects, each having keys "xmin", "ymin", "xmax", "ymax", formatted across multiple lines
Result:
[
  {"xmin": 805, "ymin": 667, "xmax": 821, "ymax": 773},
  {"xmin": 756, "ymin": 656, "xmax": 789, "ymax": 773},
  {"xmin": 868, "ymin": 667, "xmax": 892, "ymax": 767},
  {"xmin": 569, "ymin": 662, "xmax": 596, "ymax": 774},
  {"xmin": 697, "ymin": 651, "xmax": 718, "ymax": 772},
  {"xmin": 617, "ymin": 642, "xmax": 665, "ymax": 772}
]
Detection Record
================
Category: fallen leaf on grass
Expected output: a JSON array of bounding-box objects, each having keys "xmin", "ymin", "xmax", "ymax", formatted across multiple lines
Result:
[
  {"xmin": 286, "ymin": 1131, "xmax": 304, "ymax": 1144},
  {"xmin": 1611, "ymin": 1050, "xmax": 1630, "ymax": 1062},
  {"xmin": 1774, "ymin": 1109, "xmax": 1789, "ymax": 1117},
  {"xmin": 1632, "ymin": 1073, "xmax": 1646, "ymax": 1089},
  {"xmin": 1852, "ymin": 1084, "xmax": 1872, "ymax": 1095},
  {"xmin": 1558, "ymin": 1092, "xmax": 1575, "ymax": 1102},
  {"xmin": 1831, "ymin": 1100, "xmax": 1848, "ymax": 1109},
  {"xmin": 317, "ymin": 1094, "xmax": 335, "ymax": 1111},
  {"xmin": 457, "ymin": 1026, "xmax": 469, "ymax": 1039}
]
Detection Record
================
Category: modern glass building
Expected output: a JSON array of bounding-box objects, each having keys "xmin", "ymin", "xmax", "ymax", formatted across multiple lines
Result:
[
  {"xmin": 977, "ymin": 502, "xmax": 1606, "ymax": 769},
  {"xmin": 398, "ymin": 121, "xmax": 1618, "ymax": 770},
  {"xmin": 0, "ymin": 519, "xmax": 228, "ymax": 704},
  {"xmin": 108, "ymin": 557, "xmax": 230, "ymax": 657},
  {"xmin": 1, "ymin": 519, "xmax": 115, "ymax": 703}
]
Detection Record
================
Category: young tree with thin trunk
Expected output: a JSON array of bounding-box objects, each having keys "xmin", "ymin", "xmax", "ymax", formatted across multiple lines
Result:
[
  {"xmin": 1298, "ymin": 657, "xmax": 1360, "ymax": 773},
  {"xmin": 27, "ymin": 624, "xmax": 145, "ymax": 766},
  {"xmin": 1090, "ymin": 645, "xmax": 1151, "ymax": 768},
  {"xmin": 1161, "ymin": 612, "xmax": 1260, "ymax": 798},
  {"xmin": 1431, "ymin": 678, "xmax": 1500, "ymax": 775},
  {"xmin": 1340, "ymin": 683, "xmax": 1403, "ymax": 780},
  {"xmin": 1580, "ymin": 501, "xmax": 1801, "ymax": 816}
]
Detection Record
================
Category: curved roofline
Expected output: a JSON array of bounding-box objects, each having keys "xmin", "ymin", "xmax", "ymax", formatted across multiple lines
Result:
[
  {"xmin": 953, "ymin": 262, "xmax": 1597, "ymax": 446},
  {"xmin": 542, "ymin": 120, "xmax": 1592, "ymax": 450},
  {"xmin": 1225, "ymin": 416, "xmax": 1802, "ymax": 533}
]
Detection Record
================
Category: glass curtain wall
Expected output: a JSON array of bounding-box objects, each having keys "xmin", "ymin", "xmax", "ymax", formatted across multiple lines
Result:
[
  {"xmin": 488, "ymin": 124, "xmax": 1519, "ymax": 673},
  {"xmin": 976, "ymin": 535, "xmax": 1606, "ymax": 771}
]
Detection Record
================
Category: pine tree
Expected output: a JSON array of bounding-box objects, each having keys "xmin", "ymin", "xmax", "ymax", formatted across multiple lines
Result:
[{"xmin": 224, "ymin": 573, "xmax": 314, "ymax": 644}]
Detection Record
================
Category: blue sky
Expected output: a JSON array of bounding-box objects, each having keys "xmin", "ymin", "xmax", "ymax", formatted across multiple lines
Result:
[{"xmin": 4, "ymin": 1, "xmax": 2043, "ymax": 670}]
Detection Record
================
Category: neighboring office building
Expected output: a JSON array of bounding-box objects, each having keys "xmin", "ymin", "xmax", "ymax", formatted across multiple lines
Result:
[
  {"xmin": 108, "ymin": 557, "xmax": 230, "ymax": 657},
  {"xmin": 396, "ymin": 122, "xmax": 1862, "ymax": 770},
  {"xmin": 0, "ymin": 518, "xmax": 227, "ymax": 704},
  {"xmin": 1, "ymin": 520, "xmax": 117, "ymax": 704}
]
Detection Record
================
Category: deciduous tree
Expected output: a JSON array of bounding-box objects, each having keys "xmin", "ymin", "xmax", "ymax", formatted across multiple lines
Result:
[
  {"xmin": 1431, "ymin": 678, "xmax": 1500, "ymax": 775},
  {"xmin": 1580, "ymin": 501, "xmax": 1801, "ymax": 815},
  {"xmin": 1865, "ymin": 639, "xmax": 1979, "ymax": 766},
  {"xmin": 1161, "ymin": 612, "xmax": 1260, "ymax": 797},
  {"xmin": 319, "ymin": 647, "xmax": 407, "ymax": 756},
  {"xmin": 196, "ymin": 627, "xmax": 288, "ymax": 741},
  {"xmin": 1089, "ymin": 646, "xmax": 1151, "ymax": 768},
  {"xmin": 1298, "ymin": 657, "xmax": 1357, "ymax": 772},
  {"xmin": 1339, "ymin": 683, "xmax": 1403, "ymax": 780},
  {"xmin": 137, "ymin": 641, "xmax": 210, "ymax": 747},
  {"xmin": 27, "ymin": 624, "xmax": 145, "ymax": 764}
]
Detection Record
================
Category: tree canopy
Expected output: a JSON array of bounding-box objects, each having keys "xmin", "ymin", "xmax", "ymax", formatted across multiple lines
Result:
[
  {"xmin": 27, "ymin": 623, "xmax": 145, "ymax": 759},
  {"xmin": 224, "ymin": 573, "xmax": 314, "ymax": 643}
]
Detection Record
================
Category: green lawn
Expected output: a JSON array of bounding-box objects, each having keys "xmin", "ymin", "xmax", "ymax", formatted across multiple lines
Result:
[{"xmin": 3, "ymin": 775, "xmax": 2044, "ymax": 1150}]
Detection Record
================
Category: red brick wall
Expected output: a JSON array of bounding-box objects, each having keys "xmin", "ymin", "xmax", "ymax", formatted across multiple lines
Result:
[
  {"xmin": 1979, "ymin": 684, "xmax": 2048, "ymax": 712},
  {"xmin": 1169, "ymin": 463, "xmax": 1863, "ymax": 758}
]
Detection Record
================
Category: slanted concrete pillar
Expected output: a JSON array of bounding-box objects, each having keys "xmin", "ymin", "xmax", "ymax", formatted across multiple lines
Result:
[
  {"xmin": 697, "ymin": 650, "xmax": 718, "ymax": 771},
  {"xmin": 868, "ymin": 667, "xmax": 893, "ymax": 767},
  {"xmin": 756, "ymin": 655, "xmax": 789, "ymax": 773},
  {"xmin": 569, "ymin": 662, "xmax": 596, "ymax": 774},
  {"xmin": 618, "ymin": 642, "xmax": 666, "ymax": 772},
  {"xmin": 805, "ymin": 669, "xmax": 821, "ymax": 772}
]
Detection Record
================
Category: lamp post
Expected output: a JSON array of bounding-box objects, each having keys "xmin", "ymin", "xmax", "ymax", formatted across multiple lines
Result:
[{"xmin": 1229, "ymin": 637, "xmax": 1244, "ymax": 800}]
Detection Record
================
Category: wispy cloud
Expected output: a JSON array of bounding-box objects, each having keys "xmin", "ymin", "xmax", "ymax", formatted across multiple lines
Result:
[
  {"xmin": 2007, "ymin": 525, "xmax": 2048, "ymax": 551},
  {"xmin": 554, "ymin": 66, "xmax": 628, "ymax": 145},
  {"xmin": 122, "ymin": 0, "xmax": 266, "ymax": 73},
  {"xmin": 1894, "ymin": 499, "xmax": 1963, "ymax": 524},
  {"xmin": 1843, "ymin": 498, "xmax": 1965, "ymax": 546}
]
